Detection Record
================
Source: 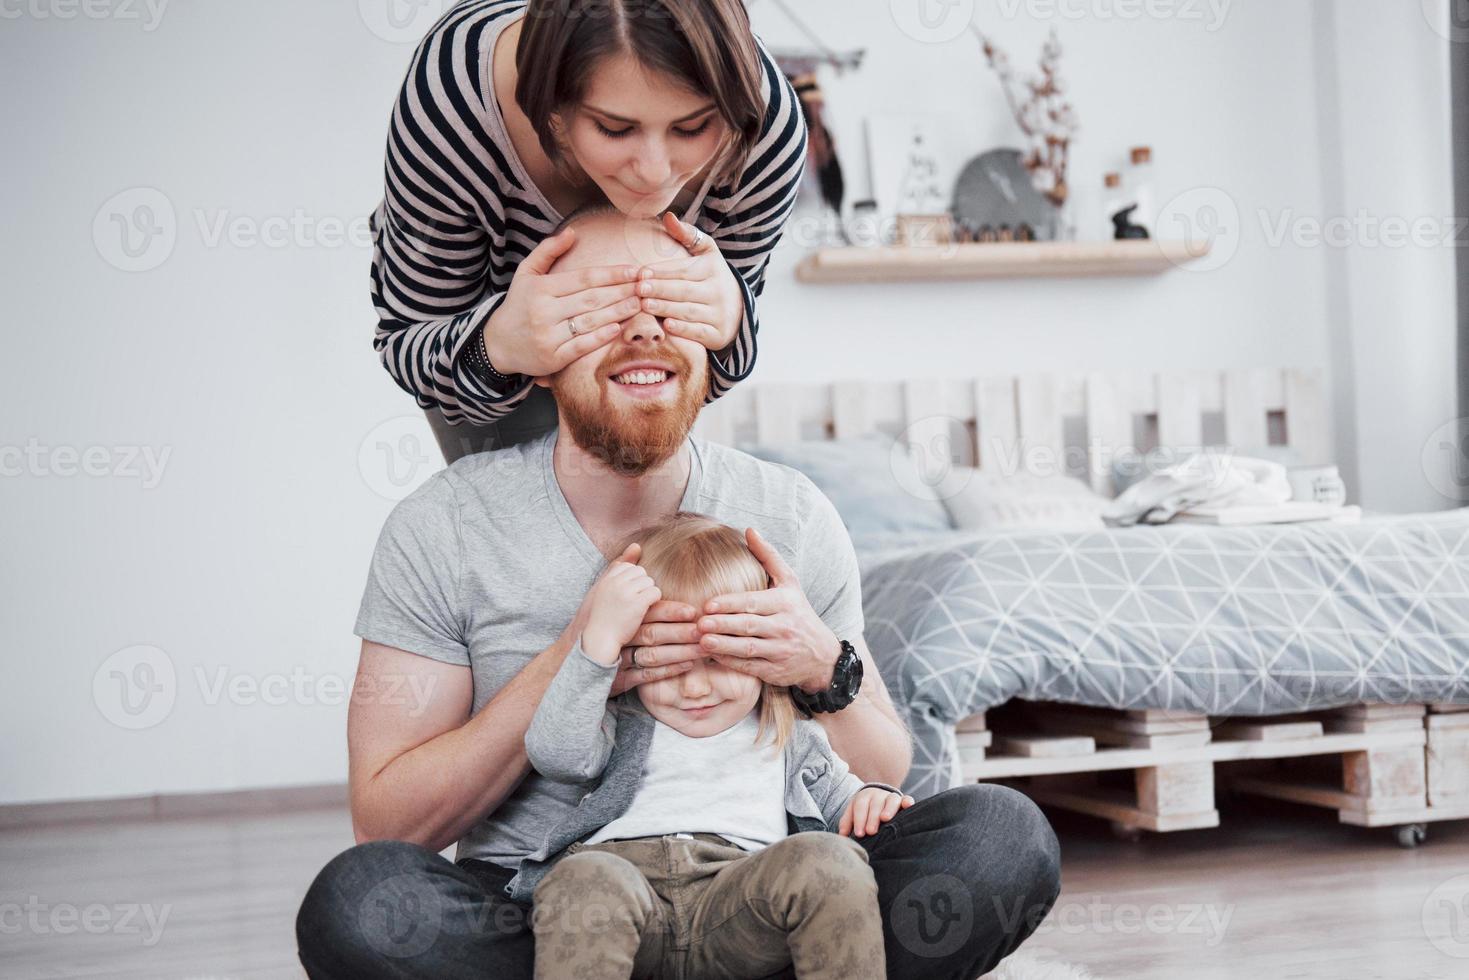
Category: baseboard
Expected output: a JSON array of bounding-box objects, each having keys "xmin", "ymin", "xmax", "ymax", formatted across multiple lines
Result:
[{"xmin": 0, "ymin": 782, "xmax": 349, "ymax": 830}]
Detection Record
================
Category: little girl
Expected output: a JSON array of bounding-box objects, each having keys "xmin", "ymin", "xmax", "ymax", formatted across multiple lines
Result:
[{"xmin": 513, "ymin": 512, "xmax": 913, "ymax": 980}]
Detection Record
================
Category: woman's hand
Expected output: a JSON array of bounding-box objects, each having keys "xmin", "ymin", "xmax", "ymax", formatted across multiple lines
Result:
[
  {"xmin": 695, "ymin": 527, "xmax": 840, "ymax": 693},
  {"xmin": 839, "ymin": 788, "xmax": 915, "ymax": 839},
  {"xmin": 482, "ymin": 228, "xmax": 643, "ymax": 378},
  {"xmin": 634, "ymin": 212, "xmax": 743, "ymax": 353}
]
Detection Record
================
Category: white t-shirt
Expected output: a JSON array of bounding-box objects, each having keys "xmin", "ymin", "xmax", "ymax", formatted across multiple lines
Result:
[{"xmin": 585, "ymin": 711, "xmax": 789, "ymax": 850}]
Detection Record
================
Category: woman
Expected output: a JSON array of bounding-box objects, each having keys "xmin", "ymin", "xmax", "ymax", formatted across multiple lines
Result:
[{"xmin": 370, "ymin": 0, "xmax": 809, "ymax": 461}]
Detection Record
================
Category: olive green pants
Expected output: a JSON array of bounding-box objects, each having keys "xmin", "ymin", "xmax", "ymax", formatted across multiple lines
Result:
[{"xmin": 531, "ymin": 832, "xmax": 885, "ymax": 980}]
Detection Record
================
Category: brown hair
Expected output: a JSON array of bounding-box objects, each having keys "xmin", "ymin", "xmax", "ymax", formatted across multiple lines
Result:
[
  {"xmin": 515, "ymin": 0, "xmax": 764, "ymax": 188},
  {"xmin": 618, "ymin": 512, "xmax": 797, "ymax": 748}
]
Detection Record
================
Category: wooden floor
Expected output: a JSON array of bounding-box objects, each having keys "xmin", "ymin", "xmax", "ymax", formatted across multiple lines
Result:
[{"xmin": 3, "ymin": 794, "xmax": 1468, "ymax": 979}]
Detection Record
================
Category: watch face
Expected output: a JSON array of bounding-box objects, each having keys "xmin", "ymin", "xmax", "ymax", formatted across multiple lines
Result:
[{"xmin": 834, "ymin": 645, "xmax": 863, "ymax": 702}]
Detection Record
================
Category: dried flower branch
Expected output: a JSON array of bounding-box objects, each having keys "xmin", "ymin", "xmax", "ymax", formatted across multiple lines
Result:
[{"xmin": 973, "ymin": 27, "xmax": 1079, "ymax": 208}]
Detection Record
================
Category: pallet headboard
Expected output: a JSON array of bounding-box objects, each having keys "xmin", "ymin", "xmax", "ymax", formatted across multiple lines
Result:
[{"xmin": 693, "ymin": 367, "xmax": 1331, "ymax": 497}]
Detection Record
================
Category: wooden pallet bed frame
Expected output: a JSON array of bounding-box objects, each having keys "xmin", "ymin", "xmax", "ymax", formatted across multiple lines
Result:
[
  {"xmin": 699, "ymin": 367, "xmax": 1465, "ymax": 845},
  {"xmin": 694, "ymin": 365, "xmax": 1331, "ymax": 494},
  {"xmin": 955, "ymin": 703, "xmax": 1469, "ymax": 846}
]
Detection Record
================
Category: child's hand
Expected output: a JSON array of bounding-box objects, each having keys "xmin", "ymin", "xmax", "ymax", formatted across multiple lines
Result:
[
  {"xmin": 580, "ymin": 546, "xmax": 662, "ymax": 666},
  {"xmin": 839, "ymin": 787, "xmax": 915, "ymax": 839}
]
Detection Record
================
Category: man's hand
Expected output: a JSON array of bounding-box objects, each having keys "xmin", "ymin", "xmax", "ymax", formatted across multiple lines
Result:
[
  {"xmin": 695, "ymin": 526, "xmax": 841, "ymax": 694},
  {"xmin": 579, "ymin": 545, "xmax": 662, "ymax": 665},
  {"xmin": 839, "ymin": 787, "xmax": 915, "ymax": 839},
  {"xmin": 608, "ymin": 599, "xmax": 704, "ymax": 696}
]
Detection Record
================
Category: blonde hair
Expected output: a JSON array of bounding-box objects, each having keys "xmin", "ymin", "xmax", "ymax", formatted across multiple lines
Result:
[{"xmin": 617, "ymin": 512, "xmax": 797, "ymax": 749}]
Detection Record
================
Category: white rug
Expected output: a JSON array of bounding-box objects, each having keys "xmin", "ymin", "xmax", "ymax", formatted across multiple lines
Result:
[{"xmin": 977, "ymin": 947, "xmax": 1096, "ymax": 980}]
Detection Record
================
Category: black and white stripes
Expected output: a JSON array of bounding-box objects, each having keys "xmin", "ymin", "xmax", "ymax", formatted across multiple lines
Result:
[{"xmin": 369, "ymin": 0, "xmax": 808, "ymax": 426}]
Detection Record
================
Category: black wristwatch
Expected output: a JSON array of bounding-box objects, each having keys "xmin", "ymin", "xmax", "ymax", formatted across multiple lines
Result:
[{"xmin": 791, "ymin": 639, "xmax": 862, "ymax": 715}]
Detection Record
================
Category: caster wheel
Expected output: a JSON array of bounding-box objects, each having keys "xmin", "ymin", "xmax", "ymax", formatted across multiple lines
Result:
[
  {"xmin": 1395, "ymin": 824, "xmax": 1427, "ymax": 849},
  {"xmin": 1110, "ymin": 821, "xmax": 1143, "ymax": 842}
]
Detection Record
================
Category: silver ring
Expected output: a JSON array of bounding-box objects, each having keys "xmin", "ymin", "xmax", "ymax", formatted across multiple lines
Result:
[
  {"xmin": 630, "ymin": 647, "xmax": 643, "ymax": 669},
  {"xmin": 566, "ymin": 317, "xmax": 580, "ymax": 338},
  {"xmin": 690, "ymin": 228, "xmax": 706, "ymax": 250}
]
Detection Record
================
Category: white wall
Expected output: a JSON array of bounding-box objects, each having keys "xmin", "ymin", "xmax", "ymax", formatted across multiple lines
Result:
[
  {"xmin": 1316, "ymin": 0, "xmax": 1459, "ymax": 514},
  {"xmin": 0, "ymin": 0, "xmax": 1458, "ymax": 806}
]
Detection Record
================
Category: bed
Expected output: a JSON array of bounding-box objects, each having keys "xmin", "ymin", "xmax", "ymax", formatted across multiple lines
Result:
[{"xmin": 695, "ymin": 367, "xmax": 1469, "ymax": 839}]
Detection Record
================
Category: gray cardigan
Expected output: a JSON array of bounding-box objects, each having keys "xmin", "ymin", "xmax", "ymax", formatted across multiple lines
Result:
[{"xmin": 506, "ymin": 641, "xmax": 896, "ymax": 904}]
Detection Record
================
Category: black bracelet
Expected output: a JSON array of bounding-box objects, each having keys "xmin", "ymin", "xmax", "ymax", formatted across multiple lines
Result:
[{"xmin": 463, "ymin": 323, "xmax": 520, "ymax": 390}]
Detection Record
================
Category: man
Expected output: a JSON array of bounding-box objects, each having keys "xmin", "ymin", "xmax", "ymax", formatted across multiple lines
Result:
[{"xmin": 296, "ymin": 210, "xmax": 1060, "ymax": 979}]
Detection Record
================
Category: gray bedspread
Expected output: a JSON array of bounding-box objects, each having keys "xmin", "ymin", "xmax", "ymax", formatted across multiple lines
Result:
[{"xmin": 854, "ymin": 512, "xmax": 1469, "ymax": 799}]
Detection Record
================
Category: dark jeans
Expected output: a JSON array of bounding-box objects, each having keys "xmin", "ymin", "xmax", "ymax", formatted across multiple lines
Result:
[{"xmin": 296, "ymin": 784, "xmax": 1061, "ymax": 980}]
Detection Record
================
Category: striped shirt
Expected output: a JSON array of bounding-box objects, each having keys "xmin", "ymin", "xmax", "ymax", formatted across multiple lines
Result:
[{"xmin": 369, "ymin": 0, "xmax": 809, "ymax": 426}]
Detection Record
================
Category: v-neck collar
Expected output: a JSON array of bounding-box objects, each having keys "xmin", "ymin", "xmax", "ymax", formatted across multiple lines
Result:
[
  {"xmin": 478, "ymin": 3, "xmax": 717, "ymax": 225},
  {"xmin": 539, "ymin": 429, "xmax": 705, "ymax": 571}
]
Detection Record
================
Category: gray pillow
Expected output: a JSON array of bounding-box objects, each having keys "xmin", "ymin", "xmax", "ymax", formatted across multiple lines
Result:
[{"xmin": 741, "ymin": 435, "xmax": 955, "ymax": 537}]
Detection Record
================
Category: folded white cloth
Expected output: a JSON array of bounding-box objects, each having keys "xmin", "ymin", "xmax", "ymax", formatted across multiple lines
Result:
[{"xmin": 1102, "ymin": 452, "xmax": 1292, "ymax": 527}]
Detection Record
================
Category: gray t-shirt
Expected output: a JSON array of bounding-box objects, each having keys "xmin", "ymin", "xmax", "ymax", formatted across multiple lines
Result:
[{"xmin": 354, "ymin": 428, "xmax": 866, "ymax": 867}]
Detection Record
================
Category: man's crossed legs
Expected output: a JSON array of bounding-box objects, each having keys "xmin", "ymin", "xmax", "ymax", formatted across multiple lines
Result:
[{"xmin": 296, "ymin": 783, "xmax": 1061, "ymax": 980}]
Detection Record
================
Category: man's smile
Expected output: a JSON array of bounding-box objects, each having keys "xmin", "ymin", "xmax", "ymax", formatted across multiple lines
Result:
[{"xmin": 606, "ymin": 358, "xmax": 681, "ymax": 401}]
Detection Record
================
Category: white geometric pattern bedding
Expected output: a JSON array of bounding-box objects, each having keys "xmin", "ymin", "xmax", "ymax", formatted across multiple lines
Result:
[{"xmin": 856, "ymin": 512, "xmax": 1469, "ymax": 799}]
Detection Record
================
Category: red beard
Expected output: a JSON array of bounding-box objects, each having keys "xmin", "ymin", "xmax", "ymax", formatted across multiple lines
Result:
[{"xmin": 551, "ymin": 347, "xmax": 706, "ymax": 477}]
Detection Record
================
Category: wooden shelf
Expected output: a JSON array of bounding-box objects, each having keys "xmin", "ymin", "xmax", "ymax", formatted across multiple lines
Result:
[{"xmin": 794, "ymin": 239, "xmax": 1212, "ymax": 284}]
